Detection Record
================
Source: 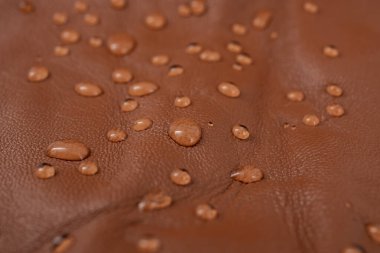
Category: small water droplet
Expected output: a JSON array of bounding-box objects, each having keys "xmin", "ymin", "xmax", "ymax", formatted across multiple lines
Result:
[
  {"xmin": 186, "ymin": 42, "xmax": 202, "ymax": 54},
  {"xmin": 74, "ymin": 82, "xmax": 103, "ymax": 97},
  {"xmin": 270, "ymin": 31, "xmax": 278, "ymax": 39},
  {"xmin": 286, "ymin": 91, "xmax": 305, "ymax": 102},
  {"xmin": 27, "ymin": 66, "xmax": 49, "ymax": 82},
  {"xmin": 47, "ymin": 140, "xmax": 90, "ymax": 161},
  {"xmin": 232, "ymin": 124, "xmax": 250, "ymax": 140},
  {"xmin": 232, "ymin": 63, "xmax": 243, "ymax": 71},
  {"xmin": 208, "ymin": 121, "xmax": 214, "ymax": 127},
  {"xmin": 326, "ymin": 84, "xmax": 343, "ymax": 97},
  {"xmin": 326, "ymin": 104, "xmax": 345, "ymax": 117},
  {"xmin": 195, "ymin": 204, "xmax": 217, "ymax": 221},
  {"xmin": 61, "ymin": 29, "xmax": 80, "ymax": 44},
  {"xmin": 52, "ymin": 12, "xmax": 68, "ymax": 25},
  {"xmin": 35, "ymin": 163, "xmax": 56, "ymax": 179},
  {"xmin": 217, "ymin": 82, "xmax": 240, "ymax": 98},
  {"xmin": 170, "ymin": 168, "xmax": 191, "ymax": 186},
  {"xmin": 112, "ymin": 68, "xmax": 133, "ymax": 84},
  {"xmin": 54, "ymin": 46, "xmax": 70, "ymax": 56},
  {"xmin": 18, "ymin": 0, "xmax": 34, "ymax": 13},
  {"xmin": 110, "ymin": 0, "xmax": 127, "ymax": 9},
  {"xmin": 133, "ymin": 118, "xmax": 153, "ymax": 131},
  {"xmin": 88, "ymin": 36, "xmax": 103, "ymax": 48},
  {"xmin": 303, "ymin": 2, "xmax": 319, "ymax": 14},
  {"xmin": 190, "ymin": 0, "xmax": 207, "ymax": 16},
  {"xmin": 323, "ymin": 45, "xmax": 339, "ymax": 58},
  {"xmin": 231, "ymin": 23, "xmax": 247, "ymax": 35},
  {"xmin": 342, "ymin": 246, "xmax": 365, "ymax": 253},
  {"xmin": 107, "ymin": 33, "xmax": 135, "ymax": 56},
  {"xmin": 231, "ymin": 165, "xmax": 263, "ymax": 183},
  {"xmin": 137, "ymin": 237, "xmax": 161, "ymax": 253},
  {"xmin": 138, "ymin": 192, "xmax": 172, "ymax": 211},
  {"xmin": 83, "ymin": 13, "xmax": 100, "ymax": 25},
  {"xmin": 120, "ymin": 98, "xmax": 138, "ymax": 112},
  {"xmin": 226, "ymin": 41, "xmax": 243, "ymax": 54},
  {"xmin": 174, "ymin": 96, "xmax": 191, "ymax": 108},
  {"xmin": 366, "ymin": 224, "xmax": 380, "ymax": 243},
  {"xmin": 283, "ymin": 122, "xmax": 290, "ymax": 129},
  {"xmin": 252, "ymin": 10, "xmax": 272, "ymax": 30},
  {"xmin": 151, "ymin": 54, "xmax": 170, "ymax": 66},
  {"xmin": 199, "ymin": 49, "xmax": 222, "ymax": 62},
  {"xmin": 78, "ymin": 161, "xmax": 98, "ymax": 176},
  {"xmin": 236, "ymin": 53, "xmax": 252, "ymax": 65},
  {"xmin": 107, "ymin": 129, "xmax": 127, "ymax": 142},
  {"xmin": 52, "ymin": 234, "xmax": 74, "ymax": 253},
  {"xmin": 145, "ymin": 13, "xmax": 167, "ymax": 30},
  {"xmin": 302, "ymin": 114, "xmax": 320, "ymax": 126},
  {"xmin": 178, "ymin": 4, "xmax": 191, "ymax": 17},
  {"xmin": 168, "ymin": 65, "xmax": 184, "ymax": 76},
  {"xmin": 168, "ymin": 118, "xmax": 202, "ymax": 147},
  {"xmin": 74, "ymin": 1, "xmax": 88, "ymax": 13},
  {"xmin": 128, "ymin": 82, "xmax": 159, "ymax": 97}
]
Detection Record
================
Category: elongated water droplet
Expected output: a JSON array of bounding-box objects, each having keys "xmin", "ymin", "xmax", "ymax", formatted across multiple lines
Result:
[
  {"xmin": 107, "ymin": 129, "xmax": 127, "ymax": 142},
  {"xmin": 232, "ymin": 124, "xmax": 250, "ymax": 140},
  {"xmin": 195, "ymin": 204, "xmax": 217, "ymax": 221},
  {"xmin": 302, "ymin": 114, "xmax": 320, "ymax": 126},
  {"xmin": 47, "ymin": 140, "xmax": 90, "ymax": 161},
  {"xmin": 137, "ymin": 237, "xmax": 161, "ymax": 253},
  {"xmin": 217, "ymin": 82, "xmax": 240, "ymax": 98},
  {"xmin": 170, "ymin": 168, "xmax": 191, "ymax": 186},
  {"xmin": 133, "ymin": 118, "xmax": 153, "ymax": 131},
  {"xmin": 128, "ymin": 82, "xmax": 159, "ymax": 97},
  {"xmin": 112, "ymin": 68, "xmax": 133, "ymax": 84},
  {"xmin": 74, "ymin": 82, "xmax": 103, "ymax": 97},
  {"xmin": 61, "ymin": 29, "xmax": 80, "ymax": 44},
  {"xmin": 231, "ymin": 165, "xmax": 263, "ymax": 183},
  {"xmin": 286, "ymin": 91, "xmax": 305, "ymax": 102},
  {"xmin": 252, "ymin": 10, "xmax": 272, "ymax": 30},
  {"xmin": 120, "ymin": 99, "xmax": 138, "ymax": 112},
  {"xmin": 138, "ymin": 192, "xmax": 172, "ymax": 211},
  {"xmin": 27, "ymin": 66, "xmax": 49, "ymax": 82}
]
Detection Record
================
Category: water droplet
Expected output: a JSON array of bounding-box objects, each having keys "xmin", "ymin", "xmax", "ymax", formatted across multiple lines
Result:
[
  {"xmin": 78, "ymin": 161, "xmax": 98, "ymax": 176},
  {"xmin": 303, "ymin": 2, "xmax": 319, "ymax": 14},
  {"xmin": 190, "ymin": 0, "xmax": 207, "ymax": 16},
  {"xmin": 47, "ymin": 140, "xmax": 90, "ymax": 161},
  {"xmin": 232, "ymin": 124, "xmax": 250, "ymax": 140},
  {"xmin": 88, "ymin": 36, "xmax": 103, "ymax": 48},
  {"xmin": 367, "ymin": 224, "xmax": 380, "ymax": 243},
  {"xmin": 286, "ymin": 91, "xmax": 305, "ymax": 102},
  {"xmin": 128, "ymin": 82, "xmax": 159, "ymax": 97},
  {"xmin": 270, "ymin": 31, "xmax": 278, "ymax": 39},
  {"xmin": 199, "ymin": 49, "xmax": 222, "ymax": 62},
  {"xmin": 326, "ymin": 104, "xmax": 345, "ymax": 117},
  {"xmin": 326, "ymin": 84, "xmax": 343, "ymax": 97},
  {"xmin": 107, "ymin": 33, "xmax": 135, "ymax": 56},
  {"xmin": 231, "ymin": 23, "xmax": 247, "ymax": 35},
  {"xmin": 83, "ymin": 13, "xmax": 100, "ymax": 25},
  {"xmin": 323, "ymin": 45, "xmax": 339, "ymax": 58},
  {"xmin": 178, "ymin": 4, "xmax": 191, "ymax": 17},
  {"xmin": 138, "ymin": 192, "xmax": 172, "ymax": 211},
  {"xmin": 236, "ymin": 53, "xmax": 252, "ymax": 65},
  {"xmin": 252, "ymin": 10, "xmax": 272, "ymax": 30},
  {"xmin": 74, "ymin": 1, "xmax": 88, "ymax": 13},
  {"xmin": 168, "ymin": 65, "xmax": 184, "ymax": 77},
  {"xmin": 52, "ymin": 234, "xmax": 74, "ymax": 253},
  {"xmin": 174, "ymin": 96, "xmax": 191, "ymax": 108},
  {"xmin": 145, "ymin": 13, "xmax": 167, "ymax": 30},
  {"xmin": 208, "ymin": 121, "xmax": 214, "ymax": 127},
  {"xmin": 107, "ymin": 129, "xmax": 127, "ymax": 142},
  {"xmin": 231, "ymin": 165, "xmax": 263, "ymax": 183},
  {"xmin": 302, "ymin": 114, "xmax": 320, "ymax": 126},
  {"xmin": 61, "ymin": 29, "xmax": 80, "ymax": 44},
  {"xmin": 342, "ymin": 246, "xmax": 365, "ymax": 253},
  {"xmin": 217, "ymin": 82, "xmax": 240, "ymax": 98},
  {"xmin": 186, "ymin": 42, "xmax": 202, "ymax": 54},
  {"xmin": 52, "ymin": 12, "xmax": 68, "ymax": 25},
  {"xmin": 112, "ymin": 68, "xmax": 133, "ymax": 84},
  {"xmin": 74, "ymin": 82, "xmax": 103, "ymax": 97},
  {"xmin": 151, "ymin": 54, "xmax": 170, "ymax": 66},
  {"xmin": 18, "ymin": 0, "xmax": 34, "ymax": 13},
  {"xmin": 35, "ymin": 163, "xmax": 56, "ymax": 179},
  {"xmin": 170, "ymin": 168, "xmax": 191, "ymax": 186},
  {"xmin": 120, "ymin": 98, "xmax": 139, "ymax": 112},
  {"xmin": 226, "ymin": 41, "xmax": 243, "ymax": 54},
  {"xmin": 110, "ymin": 0, "xmax": 127, "ymax": 10},
  {"xmin": 133, "ymin": 118, "xmax": 153, "ymax": 131},
  {"xmin": 54, "ymin": 46, "xmax": 70, "ymax": 56},
  {"xmin": 232, "ymin": 63, "xmax": 243, "ymax": 71},
  {"xmin": 168, "ymin": 118, "xmax": 202, "ymax": 147},
  {"xmin": 195, "ymin": 204, "xmax": 217, "ymax": 221},
  {"xmin": 27, "ymin": 66, "xmax": 49, "ymax": 82},
  {"xmin": 137, "ymin": 237, "xmax": 161, "ymax": 253}
]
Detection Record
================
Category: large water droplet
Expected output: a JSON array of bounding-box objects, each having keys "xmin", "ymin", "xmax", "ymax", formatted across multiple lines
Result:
[
  {"xmin": 74, "ymin": 82, "xmax": 103, "ymax": 97},
  {"xmin": 107, "ymin": 129, "xmax": 127, "ymax": 142},
  {"xmin": 120, "ymin": 98, "xmax": 138, "ymax": 112},
  {"xmin": 252, "ymin": 10, "xmax": 272, "ymax": 30},
  {"xmin": 27, "ymin": 66, "xmax": 49, "ymax": 82},
  {"xmin": 168, "ymin": 118, "xmax": 202, "ymax": 147},
  {"xmin": 78, "ymin": 161, "xmax": 98, "ymax": 176},
  {"xmin": 35, "ymin": 163, "xmax": 56, "ymax": 179},
  {"xmin": 128, "ymin": 82, "xmax": 159, "ymax": 97},
  {"xmin": 112, "ymin": 68, "xmax": 133, "ymax": 84},
  {"xmin": 231, "ymin": 165, "xmax": 263, "ymax": 183},
  {"xmin": 107, "ymin": 33, "xmax": 135, "ymax": 56},
  {"xmin": 133, "ymin": 118, "xmax": 153, "ymax": 131},
  {"xmin": 137, "ymin": 237, "xmax": 161, "ymax": 253},
  {"xmin": 138, "ymin": 192, "xmax": 172, "ymax": 211},
  {"xmin": 145, "ymin": 13, "xmax": 167, "ymax": 30},
  {"xmin": 217, "ymin": 82, "xmax": 240, "ymax": 98},
  {"xmin": 232, "ymin": 124, "xmax": 250, "ymax": 140},
  {"xmin": 302, "ymin": 114, "xmax": 320, "ymax": 126},
  {"xmin": 170, "ymin": 168, "xmax": 191, "ymax": 186},
  {"xmin": 61, "ymin": 29, "xmax": 80, "ymax": 44},
  {"xmin": 47, "ymin": 140, "xmax": 90, "ymax": 161},
  {"xmin": 195, "ymin": 204, "xmax": 217, "ymax": 221}
]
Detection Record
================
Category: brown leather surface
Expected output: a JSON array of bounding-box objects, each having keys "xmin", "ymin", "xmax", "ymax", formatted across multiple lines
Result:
[{"xmin": 1, "ymin": 0, "xmax": 380, "ymax": 252}]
